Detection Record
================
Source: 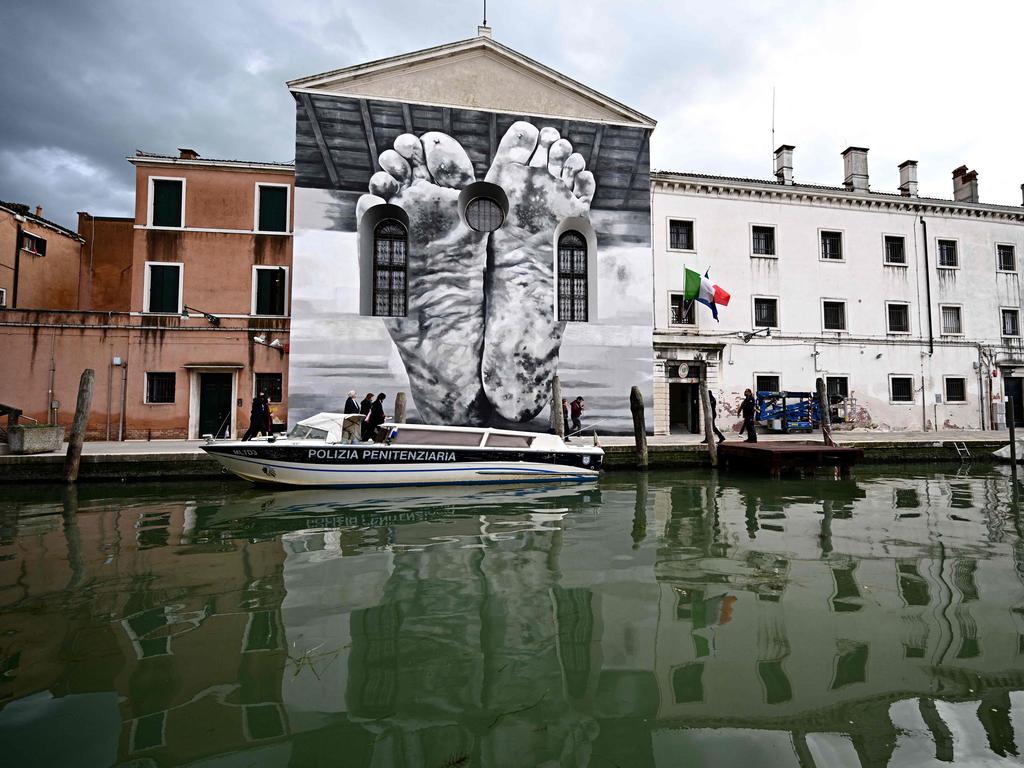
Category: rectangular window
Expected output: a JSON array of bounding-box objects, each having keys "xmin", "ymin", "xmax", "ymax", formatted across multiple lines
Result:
[
  {"xmin": 145, "ymin": 263, "xmax": 182, "ymax": 313},
  {"xmin": 945, "ymin": 377, "xmax": 967, "ymax": 403},
  {"xmin": 256, "ymin": 184, "xmax": 288, "ymax": 233},
  {"xmin": 669, "ymin": 294, "xmax": 695, "ymax": 325},
  {"xmin": 826, "ymin": 376, "xmax": 849, "ymax": 399},
  {"xmin": 151, "ymin": 178, "xmax": 184, "ymax": 228},
  {"xmin": 940, "ymin": 305, "xmax": 962, "ymax": 335},
  {"xmin": 255, "ymin": 373, "xmax": 283, "ymax": 403},
  {"xmin": 20, "ymin": 232, "xmax": 46, "ymax": 256},
  {"xmin": 752, "ymin": 225, "xmax": 776, "ymax": 256},
  {"xmin": 756, "ymin": 374, "xmax": 780, "ymax": 393},
  {"xmin": 0, "ymin": 287, "xmax": 6, "ymax": 307},
  {"xmin": 887, "ymin": 303, "xmax": 910, "ymax": 334},
  {"xmin": 754, "ymin": 297, "xmax": 778, "ymax": 328},
  {"xmin": 998, "ymin": 244, "xmax": 1016, "ymax": 272},
  {"xmin": 145, "ymin": 372, "xmax": 175, "ymax": 404},
  {"xmin": 884, "ymin": 235, "xmax": 906, "ymax": 265},
  {"xmin": 253, "ymin": 267, "xmax": 287, "ymax": 316},
  {"xmin": 1002, "ymin": 308, "xmax": 1020, "ymax": 337},
  {"xmin": 820, "ymin": 230, "xmax": 843, "ymax": 260},
  {"xmin": 822, "ymin": 300, "xmax": 847, "ymax": 331},
  {"xmin": 937, "ymin": 239, "xmax": 958, "ymax": 268},
  {"xmin": 669, "ymin": 219, "xmax": 694, "ymax": 250},
  {"xmin": 891, "ymin": 376, "xmax": 914, "ymax": 402}
]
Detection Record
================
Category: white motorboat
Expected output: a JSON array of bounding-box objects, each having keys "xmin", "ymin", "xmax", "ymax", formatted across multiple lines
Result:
[{"xmin": 202, "ymin": 412, "xmax": 603, "ymax": 488}]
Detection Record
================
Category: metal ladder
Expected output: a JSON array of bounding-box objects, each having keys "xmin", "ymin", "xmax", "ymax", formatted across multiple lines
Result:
[{"xmin": 952, "ymin": 441, "xmax": 971, "ymax": 460}]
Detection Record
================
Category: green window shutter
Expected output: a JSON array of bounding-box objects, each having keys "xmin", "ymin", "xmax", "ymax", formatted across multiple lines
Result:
[
  {"xmin": 149, "ymin": 265, "xmax": 179, "ymax": 312},
  {"xmin": 257, "ymin": 186, "xmax": 287, "ymax": 232},
  {"xmin": 152, "ymin": 180, "xmax": 183, "ymax": 227},
  {"xmin": 256, "ymin": 269, "xmax": 285, "ymax": 315}
]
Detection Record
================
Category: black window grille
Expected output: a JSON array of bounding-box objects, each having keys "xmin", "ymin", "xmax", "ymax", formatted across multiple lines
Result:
[
  {"xmin": 891, "ymin": 377, "xmax": 914, "ymax": 402},
  {"xmin": 821, "ymin": 231, "xmax": 843, "ymax": 260},
  {"xmin": 754, "ymin": 298, "xmax": 778, "ymax": 327},
  {"xmin": 756, "ymin": 375, "xmax": 780, "ymax": 393},
  {"xmin": 152, "ymin": 179, "xmax": 183, "ymax": 227},
  {"xmin": 752, "ymin": 226, "xmax": 775, "ymax": 256},
  {"xmin": 669, "ymin": 220, "xmax": 694, "ymax": 250},
  {"xmin": 884, "ymin": 236, "xmax": 906, "ymax": 264},
  {"xmin": 670, "ymin": 294, "xmax": 695, "ymax": 325},
  {"xmin": 466, "ymin": 198, "xmax": 504, "ymax": 232},
  {"xmin": 1002, "ymin": 309, "xmax": 1020, "ymax": 337},
  {"xmin": 257, "ymin": 186, "xmax": 288, "ymax": 232},
  {"xmin": 945, "ymin": 378, "xmax": 967, "ymax": 402},
  {"xmin": 938, "ymin": 239, "xmax": 958, "ymax": 268},
  {"xmin": 941, "ymin": 305, "xmax": 962, "ymax": 335},
  {"xmin": 998, "ymin": 244, "xmax": 1016, "ymax": 272},
  {"xmin": 827, "ymin": 377, "xmax": 849, "ymax": 398},
  {"xmin": 823, "ymin": 301, "xmax": 846, "ymax": 331},
  {"xmin": 255, "ymin": 373, "xmax": 283, "ymax": 402},
  {"xmin": 255, "ymin": 268, "xmax": 287, "ymax": 315},
  {"xmin": 372, "ymin": 220, "xmax": 407, "ymax": 317},
  {"xmin": 887, "ymin": 303, "xmax": 910, "ymax": 333},
  {"xmin": 146, "ymin": 372, "xmax": 175, "ymax": 404},
  {"xmin": 147, "ymin": 264, "xmax": 180, "ymax": 313},
  {"xmin": 558, "ymin": 231, "xmax": 588, "ymax": 322}
]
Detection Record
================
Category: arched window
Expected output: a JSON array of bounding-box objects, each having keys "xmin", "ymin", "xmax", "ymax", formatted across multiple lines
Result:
[
  {"xmin": 372, "ymin": 220, "xmax": 407, "ymax": 317},
  {"xmin": 558, "ymin": 231, "xmax": 588, "ymax": 322}
]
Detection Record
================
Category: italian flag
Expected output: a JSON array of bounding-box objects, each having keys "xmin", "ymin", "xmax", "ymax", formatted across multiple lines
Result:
[{"xmin": 684, "ymin": 268, "xmax": 731, "ymax": 321}]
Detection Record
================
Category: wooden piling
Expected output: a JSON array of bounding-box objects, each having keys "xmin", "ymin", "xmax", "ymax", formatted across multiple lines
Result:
[
  {"xmin": 552, "ymin": 376, "xmax": 564, "ymax": 437},
  {"xmin": 816, "ymin": 377, "xmax": 836, "ymax": 447},
  {"xmin": 699, "ymin": 371, "xmax": 718, "ymax": 468},
  {"xmin": 63, "ymin": 368, "xmax": 95, "ymax": 484},
  {"xmin": 394, "ymin": 391, "xmax": 407, "ymax": 424},
  {"xmin": 1008, "ymin": 397, "xmax": 1017, "ymax": 472},
  {"xmin": 630, "ymin": 385, "xmax": 648, "ymax": 470}
]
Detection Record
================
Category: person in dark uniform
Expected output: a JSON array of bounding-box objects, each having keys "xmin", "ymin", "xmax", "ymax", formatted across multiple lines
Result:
[
  {"xmin": 740, "ymin": 388, "xmax": 758, "ymax": 443},
  {"xmin": 359, "ymin": 393, "xmax": 375, "ymax": 441},
  {"xmin": 365, "ymin": 393, "xmax": 388, "ymax": 441},
  {"xmin": 242, "ymin": 391, "xmax": 270, "ymax": 441},
  {"xmin": 344, "ymin": 390, "xmax": 360, "ymax": 414},
  {"xmin": 701, "ymin": 391, "xmax": 727, "ymax": 444}
]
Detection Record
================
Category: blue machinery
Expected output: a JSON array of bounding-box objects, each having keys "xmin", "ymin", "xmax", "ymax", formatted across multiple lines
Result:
[{"xmin": 755, "ymin": 390, "xmax": 822, "ymax": 433}]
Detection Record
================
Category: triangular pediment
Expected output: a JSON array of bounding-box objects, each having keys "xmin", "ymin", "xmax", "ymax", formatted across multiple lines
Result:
[{"xmin": 288, "ymin": 35, "xmax": 655, "ymax": 128}]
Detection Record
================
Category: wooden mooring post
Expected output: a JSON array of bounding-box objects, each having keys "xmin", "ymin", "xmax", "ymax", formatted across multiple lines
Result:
[
  {"xmin": 63, "ymin": 368, "xmax": 95, "ymax": 484},
  {"xmin": 1008, "ymin": 397, "xmax": 1017, "ymax": 479},
  {"xmin": 630, "ymin": 385, "xmax": 648, "ymax": 470},
  {"xmin": 394, "ymin": 391, "xmax": 407, "ymax": 424},
  {"xmin": 816, "ymin": 377, "xmax": 837, "ymax": 448},
  {"xmin": 699, "ymin": 368, "xmax": 718, "ymax": 468},
  {"xmin": 552, "ymin": 375, "xmax": 564, "ymax": 438}
]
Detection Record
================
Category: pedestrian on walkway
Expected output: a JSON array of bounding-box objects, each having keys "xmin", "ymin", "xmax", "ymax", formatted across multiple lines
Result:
[
  {"xmin": 242, "ymin": 392, "xmax": 271, "ymax": 441},
  {"xmin": 570, "ymin": 396, "xmax": 585, "ymax": 435},
  {"xmin": 701, "ymin": 391, "xmax": 726, "ymax": 444},
  {"xmin": 740, "ymin": 389, "xmax": 758, "ymax": 443}
]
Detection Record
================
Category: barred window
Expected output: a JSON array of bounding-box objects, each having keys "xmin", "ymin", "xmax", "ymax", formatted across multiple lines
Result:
[
  {"xmin": 945, "ymin": 378, "xmax": 967, "ymax": 403},
  {"xmin": 752, "ymin": 226, "xmax": 775, "ymax": 256},
  {"xmin": 884, "ymin": 236, "xmax": 906, "ymax": 265},
  {"xmin": 890, "ymin": 377, "xmax": 914, "ymax": 402},
  {"xmin": 146, "ymin": 372, "xmax": 175, "ymax": 404},
  {"xmin": 827, "ymin": 376, "xmax": 849, "ymax": 399},
  {"xmin": 669, "ymin": 220, "xmax": 694, "ymax": 250},
  {"xmin": 255, "ymin": 373, "xmax": 283, "ymax": 403},
  {"xmin": 998, "ymin": 244, "xmax": 1016, "ymax": 272},
  {"xmin": 940, "ymin": 305, "xmax": 962, "ymax": 335},
  {"xmin": 466, "ymin": 198, "xmax": 504, "ymax": 232},
  {"xmin": 1002, "ymin": 309, "xmax": 1020, "ymax": 337},
  {"xmin": 558, "ymin": 231, "xmax": 588, "ymax": 322},
  {"xmin": 937, "ymin": 239, "xmax": 958, "ymax": 268},
  {"xmin": 754, "ymin": 297, "xmax": 778, "ymax": 327},
  {"xmin": 821, "ymin": 231, "xmax": 843, "ymax": 260},
  {"xmin": 822, "ymin": 300, "xmax": 846, "ymax": 331},
  {"xmin": 670, "ymin": 294, "xmax": 695, "ymax": 325},
  {"xmin": 887, "ymin": 303, "xmax": 910, "ymax": 333},
  {"xmin": 372, "ymin": 220, "xmax": 407, "ymax": 317},
  {"xmin": 756, "ymin": 375, "xmax": 780, "ymax": 393}
]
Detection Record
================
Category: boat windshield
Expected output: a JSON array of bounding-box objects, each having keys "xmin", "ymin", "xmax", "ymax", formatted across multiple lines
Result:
[{"xmin": 288, "ymin": 425, "xmax": 329, "ymax": 440}]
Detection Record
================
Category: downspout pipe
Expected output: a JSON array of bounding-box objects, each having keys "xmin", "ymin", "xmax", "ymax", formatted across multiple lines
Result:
[
  {"xmin": 12, "ymin": 220, "xmax": 21, "ymax": 308},
  {"xmin": 920, "ymin": 217, "xmax": 934, "ymax": 355}
]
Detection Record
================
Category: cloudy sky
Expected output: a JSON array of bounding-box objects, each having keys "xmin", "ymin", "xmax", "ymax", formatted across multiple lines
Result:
[{"xmin": 2, "ymin": 0, "xmax": 1022, "ymax": 228}]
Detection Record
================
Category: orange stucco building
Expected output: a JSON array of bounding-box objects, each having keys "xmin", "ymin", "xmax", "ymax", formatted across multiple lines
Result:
[{"xmin": 0, "ymin": 149, "xmax": 295, "ymax": 439}]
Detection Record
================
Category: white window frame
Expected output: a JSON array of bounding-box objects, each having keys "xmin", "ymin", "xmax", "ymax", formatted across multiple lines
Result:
[
  {"xmin": 253, "ymin": 182, "xmax": 291, "ymax": 234},
  {"xmin": 882, "ymin": 233, "xmax": 908, "ymax": 267},
  {"xmin": 752, "ymin": 295, "xmax": 780, "ymax": 329},
  {"xmin": 938, "ymin": 303, "xmax": 963, "ymax": 336},
  {"xmin": 943, "ymin": 376, "xmax": 968, "ymax": 403},
  {"xmin": 251, "ymin": 265, "xmax": 290, "ymax": 316},
  {"xmin": 819, "ymin": 228, "xmax": 845, "ymax": 262},
  {"xmin": 935, "ymin": 237, "xmax": 959, "ymax": 269},
  {"xmin": 821, "ymin": 298, "xmax": 848, "ymax": 332},
  {"xmin": 668, "ymin": 291, "xmax": 696, "ymax": 327},
  {"xmin": 1001, "ymin": 306, "xmax": 1021, "ymax": 338},
  {"xmin": 996, "ymin": 242, "xmax": 1017, "ymax": 273},
  {"xmin": 146, "ymin": 176, "xmax": 187, "ymax": 229},
  {"xmin": 0, "ymin": 287, "xmax": 6, "ymax": 308},
  {"xmin": 754, "ymin": 373, "xmax": 781, "ymax": 394},
  {"xmin": 885, "ymin": 301, "xmax": 911, "ymax": 335},
  {"xmin": 749, "ymin": 223, "xmax": 778, "ymax": 259},
  {"xmin": 666, "ymin": 217, "xmax": 696, "ymax": 253},
  {"xmin": 889, "ymin": 374, "xmax": 916, "ymax": 404},
  {"xmin": 143, "ymin": 261, "xmax": 183, "ymax": 314},
  {"xmin": 144, "ymin": 371, "xmax": 176, "ymax": 405}
]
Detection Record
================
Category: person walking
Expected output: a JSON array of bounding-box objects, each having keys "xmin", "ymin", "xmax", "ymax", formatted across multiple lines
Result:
[
  {"xmin": 359, "ymin": 393, "xmax": 375, "ymax": 441},
  {"xmin": 242, "ymin": 391, "xmax": 270, "ymax": 441},
  {"xmin": 344, "ymin": 390, "xmax": 360, "ymax": 414},
  {"xmin": 570, "ymin": 396, "xmax": 585, "ymax": 435},
  {"xmin": 701, "ymin": 391, "xmax": 727, "ymax": 444},
  {"xmin": 365, "ymin": 393, "xmax": 388, "ymax": 441},
  {"xmin": 740, "ymin": 388, "xmax": 758, "ymax": 443},
  {"xmin": 561, "ymin": 398, "xmax": 570, "ymax": 439}
]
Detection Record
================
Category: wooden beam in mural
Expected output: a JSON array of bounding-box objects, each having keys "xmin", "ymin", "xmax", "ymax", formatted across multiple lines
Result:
[
  {"xmin": 588, "ymin": 124, "xmax": 605, "ymax": 168},
  {"xmin": 623, "ymin": 133, "xmax": 650, "ymax": 208},
  {"xmin": 488, "ymin": 112, "xmax": 497, "ymax": 164},
  {"xmin": 359, "ymin": 100, "xmax": 380, "ymax": 169},
  {"xmin": 442, "ymin": 107, "xmax": 453, "ymax": 135},
  {"xmin": 298, "ymin": 93, "xmax": 340, "ymax": 187},
  {"xmin": 402, "ymin": 103, "xmax": 414, "ymax": 133}
]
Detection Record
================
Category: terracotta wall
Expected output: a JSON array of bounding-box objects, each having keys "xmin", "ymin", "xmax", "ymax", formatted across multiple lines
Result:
[
  {"xmin": 0, "ymin": 213, "xmax": 15, "ymax": 304},
  {"xmin": 77, "ymin": 215, "xmax": 134, "ymax": 311},
  {"xmin": 0, "ymin": 208, "xmax": 83, "ymax": 310}
]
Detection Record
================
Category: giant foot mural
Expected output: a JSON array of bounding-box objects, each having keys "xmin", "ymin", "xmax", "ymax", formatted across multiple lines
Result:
[{"xmin": 357, "ymin": 121, "xmax": 595, "ymax": 425}]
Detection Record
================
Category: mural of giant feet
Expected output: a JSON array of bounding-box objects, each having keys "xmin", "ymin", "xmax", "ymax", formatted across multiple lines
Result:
[
  {"xmin": 482, "ymin": 122, "xmax": 594, "ymax": 421},
  {"xmin": 357, "ymin": 133, "xmax": 491, "ymax": 424}
]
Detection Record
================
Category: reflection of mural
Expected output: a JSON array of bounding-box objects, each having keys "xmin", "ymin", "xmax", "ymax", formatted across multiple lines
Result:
[{"xmin": 289, "ymin": 92, "xmax": 654, "ymax": 430}]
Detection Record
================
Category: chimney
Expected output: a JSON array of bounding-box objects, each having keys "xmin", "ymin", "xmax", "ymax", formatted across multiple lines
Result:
[
  {"xmin": 898, "ymin": 160, "xmax": 918, "ymax": 197},
  {"xmin": 177, "ymin": 147, "xmax": 200, "ymax": 160},
  {"xmin": 841, "ymin": 147, "xmax": 870, "ymax": 192},
  {"xmin": 34, "ymin": 205, "xmax": 42, "ymax": 218},
  {"xmin": 774, "ymin": 144, "xmax": 794, "ymax": 185},
  {"xmin": 952, "ymin": 165, "xmax": 979, "ymax": 204}
]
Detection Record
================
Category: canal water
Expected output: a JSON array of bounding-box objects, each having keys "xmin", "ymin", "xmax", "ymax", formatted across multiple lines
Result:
[{"xmin": 1, "ymin": 467, "xmax": 1023, "ymax": 767}]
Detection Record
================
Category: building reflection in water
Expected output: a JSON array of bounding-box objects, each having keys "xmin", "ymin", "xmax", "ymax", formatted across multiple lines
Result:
[{"xmin": 0, "ymin": 469, "xmax": 1023, "ymax": 766}]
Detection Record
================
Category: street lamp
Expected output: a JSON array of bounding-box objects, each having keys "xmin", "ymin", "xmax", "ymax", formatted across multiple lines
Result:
[{"xmin": 182, "ymin": 305, "xmax": 220, "ymax": 326}]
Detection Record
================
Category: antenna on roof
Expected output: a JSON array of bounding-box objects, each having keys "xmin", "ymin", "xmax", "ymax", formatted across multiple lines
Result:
[
  {"xmin": 771, "ymin": 86, "xmax": 776, "ymax": 174},
  {"xmin": 483, "ymin": 0, "xmax": 487, "ymax": 25}
]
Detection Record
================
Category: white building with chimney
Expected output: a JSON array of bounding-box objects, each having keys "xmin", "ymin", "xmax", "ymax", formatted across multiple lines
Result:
[{"xmin": 650, "ymin": 147, "xmax": 1024, "ymax": 435}]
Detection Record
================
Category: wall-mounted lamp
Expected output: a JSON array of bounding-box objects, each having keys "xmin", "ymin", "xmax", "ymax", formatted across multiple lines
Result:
[
  {"xmin": 740, "ymin": 327, "xmax": 771, "ymax": 344},
  {"xmin": 182, "ymin": 305, "xmax": 220, "ymax": 326}
]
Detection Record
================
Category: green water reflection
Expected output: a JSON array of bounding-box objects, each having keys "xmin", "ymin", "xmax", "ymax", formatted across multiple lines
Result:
[{"xmin": 1, "ymin": 467, "xmax": 1024, "ymax": 767}]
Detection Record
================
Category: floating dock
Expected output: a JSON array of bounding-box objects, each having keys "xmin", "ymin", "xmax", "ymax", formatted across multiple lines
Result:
[{"xmin": 718, "ymin": 441, "xmax": 865, "ymax": 477}]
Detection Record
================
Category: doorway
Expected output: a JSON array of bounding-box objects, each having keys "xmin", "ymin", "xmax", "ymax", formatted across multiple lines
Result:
[
  {"xmin": 198, "ymin": 373, "xmax": 233, "ymax": 438},
  {"xmin": 669, "ymin": 383, "xmax": 700, "ymax": 434},
  {"xmin": 1005, "ymin": 377, "xmax": 1024, "ymax": 426}
]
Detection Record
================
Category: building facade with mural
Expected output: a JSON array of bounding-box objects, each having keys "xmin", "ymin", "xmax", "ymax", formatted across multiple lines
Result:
[{"xmin": 285, "ymin": 27, "xmax": 656, "ymax": 433}]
